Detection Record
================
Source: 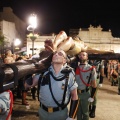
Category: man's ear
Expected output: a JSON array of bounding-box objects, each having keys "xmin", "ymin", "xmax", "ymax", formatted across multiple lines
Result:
[{"xmin": 63, "ymin": 58, "xmax": 67, "ymax": 64}]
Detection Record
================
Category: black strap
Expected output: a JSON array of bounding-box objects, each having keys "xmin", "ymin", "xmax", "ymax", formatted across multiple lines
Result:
[
  {"xmin": 38, "ymin": 73, "xmax": 43, "ymax": 90},
  {"xmin": 61, "ymin": 73, "xmax": 71, "ymax": 106},
  {"xmin": 49, "ymin": 72, "xmax": 70, "ymax": 108},
  {"xmin": 49, "ymin": 71, "xmax": 67, "ymax": 81},
  {"xmin": 37, "ymin": 72, "xmax": 45, "ymax": 101},
  {"xmin": 37, "ymin": 70, "xmax": 50, "ymax": 101},
  {"xmin": 49, "ymin": 73, "xmax": 62, "ymax": 107},
  {"xmin": 86, "ymin": 67, "xmax": 93, "ymax": 90}
]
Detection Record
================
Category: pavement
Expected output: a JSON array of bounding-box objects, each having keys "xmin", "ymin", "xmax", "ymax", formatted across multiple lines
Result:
[
  {"xmin": 89, "ymin": 78, "xmax": 120, "ymax": 120},
  {"xmin": 12, "ymin": 77, "xmax": 120, "ymax": 120}
]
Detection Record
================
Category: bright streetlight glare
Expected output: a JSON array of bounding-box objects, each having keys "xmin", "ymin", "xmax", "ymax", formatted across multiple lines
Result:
[
  {"xmin": 27, "ymin": 13, "xmax": 38, "ymax": 55},
  {"xmin": 29, "ymin": 14, "xmax": 37, "ymax": 29},
  {"xmin": 14, "ymin": 38, "xmax": 21, "ymax": 46}
]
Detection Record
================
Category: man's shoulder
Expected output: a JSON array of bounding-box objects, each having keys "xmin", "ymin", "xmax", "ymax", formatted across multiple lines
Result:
[
  {"xmin": 87, "ymin": 64, "xmax": 93, "ymax": 68},
  {"xmin": 62, "ymin": 65, "xmax": 74, "ymax": 73}
]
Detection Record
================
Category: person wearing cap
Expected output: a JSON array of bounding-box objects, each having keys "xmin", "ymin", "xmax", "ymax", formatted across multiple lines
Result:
[
  {"xmin": 75, "ymin": 51, "xmax": 97, "ymax": 120},
  {"xmin": 25, "ymin": 50, "xmax": 79, "ymax": 120}
]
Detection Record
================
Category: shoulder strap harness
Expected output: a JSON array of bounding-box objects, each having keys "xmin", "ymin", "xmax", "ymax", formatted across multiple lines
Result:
[
  {"xmin": 39, "ymin": 66, "xmax": 73, "ymax": 108},
  {"xmin": 76, "ymin": 66, "xmax": 94, "ymax": 87}
]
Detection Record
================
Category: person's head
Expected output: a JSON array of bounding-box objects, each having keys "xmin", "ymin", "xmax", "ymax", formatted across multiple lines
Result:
[
  {"xmin": 78, "ymin": 51, "xmax": 88, "ymax": 63},
  {"xmin": 12, "ymin": 54, "xmax": 17, "ymax": 60},
  {"xmin": 29, "ymin": 54, "xmax": 32, "ymax": 58},
  {"xmin": 5, "ymin": 50, "xmax": 12, "ymax": 57},
  {"xmin": 44, "ymin": 39, "xmax": 54, "ymax": 51},
  {"xmin": 52, "ymin": 50, "xmax": 67, "ymax": 65},
  {"xmin": 16, "ymin": 54, "xmax": 20, "ymax": 59}
]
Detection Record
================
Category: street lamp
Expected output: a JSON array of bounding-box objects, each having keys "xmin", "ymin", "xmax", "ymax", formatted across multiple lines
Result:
[
  {"xmin": 14, "ymin": 38, "xmax": 21, "ymax": 46},
  {"xmin": 27, "ymin": 13, "xmax": 37, "ymax": 55},
  {"xmin": 12, "ymin": 38, "xmax": 21, "ymax": 54}
]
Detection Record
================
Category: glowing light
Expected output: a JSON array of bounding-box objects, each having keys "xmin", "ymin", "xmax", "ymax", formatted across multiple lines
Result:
[
  {"xmin": 29, "ymin": 14, "xmax": 37, "ymax": 29},
  {"xmin": 14, "ymin": 38, "xmax": 21, "ymax": 46}
]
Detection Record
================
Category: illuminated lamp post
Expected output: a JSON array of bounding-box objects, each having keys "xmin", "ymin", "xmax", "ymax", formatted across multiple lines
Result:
[
  {"xmin": 27, "ymin": 13, "xmax": 37, "ymax": 55},
  {"xmin": 12, "ymin": 38, "xmax": 21, "ymax": 54}
]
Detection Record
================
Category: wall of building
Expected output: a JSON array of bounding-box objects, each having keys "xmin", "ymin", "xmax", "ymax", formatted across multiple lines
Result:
[
  {"xmin": 27, "ymin": 34, "xmax": 55, "ymax": 55},
  {"xmin": 70, "ymin": 25, "xmax": 120, "ymax": 53},
  {"xmin": 2, "ymin": 20, "xmax": 16, "ymax": 46},
  {"xmin": 0, "ymin": 7, "xmax": 26, "ymax": 48}
]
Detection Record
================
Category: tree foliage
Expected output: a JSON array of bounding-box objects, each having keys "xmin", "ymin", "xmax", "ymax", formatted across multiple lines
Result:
[{"xmin": 0, "ymin": 32, "xmax": 5, "ymax": 45}]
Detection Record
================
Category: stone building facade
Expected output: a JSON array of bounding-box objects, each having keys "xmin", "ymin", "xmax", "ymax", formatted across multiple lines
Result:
[
  {"xmin": 0, "ymin": 7, "xmax": 26, "ymax": 48},
  {"xmin": 69, "ymin": 25, "xmax": 120, "ymax": 53}
]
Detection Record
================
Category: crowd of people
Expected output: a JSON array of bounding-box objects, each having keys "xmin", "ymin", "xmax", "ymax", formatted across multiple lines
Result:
[
  {"xmin": 3, "ymin": 50, "xmax": 36, "ymax": 104},
  {"xmin": 107, "ymin": 60, "xmax": 120, "ymax": 94}
]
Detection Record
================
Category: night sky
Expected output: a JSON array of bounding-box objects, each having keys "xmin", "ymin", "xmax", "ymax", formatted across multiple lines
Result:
[{"xmin": 1, "ymin": 0, "xmax": 120, "ymax": 37}]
